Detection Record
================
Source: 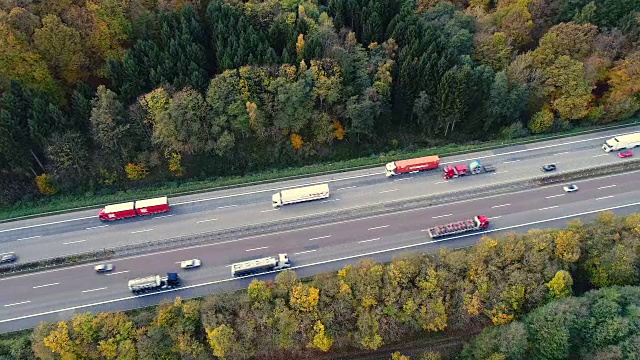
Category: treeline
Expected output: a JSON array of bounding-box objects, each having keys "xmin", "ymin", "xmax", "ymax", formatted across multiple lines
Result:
[
  {"xmin": 460, "ymin": 286, "xmax": 640, "ymax": 359},
  {"xmin": 1, "ymin": 0, "xmax": 639, "ymax": 206},
  {"xmin": 0, "ymin": 210, "xmax": 636, "ymax": 359}
]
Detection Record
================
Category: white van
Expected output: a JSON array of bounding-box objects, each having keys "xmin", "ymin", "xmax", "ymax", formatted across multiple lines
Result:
[{"xmin": 602, "ymin": 132, "xmax": 640, "ymax": 152}]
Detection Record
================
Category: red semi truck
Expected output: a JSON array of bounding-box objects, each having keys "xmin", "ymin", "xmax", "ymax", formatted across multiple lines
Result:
[
  {"xmin": 385, "ymin": 155, "xmax": 440, "ymax": 177},
  {"xmin": 99, "ymin": 196, "xmax": 170, "ymax": 221},
  {"xmin": 443, "ymin": 160, "xmax": 496, "ymax": 179},
  {"xmin": 427, "ymin": 215, "xmax": 490, "ymax": 238}
]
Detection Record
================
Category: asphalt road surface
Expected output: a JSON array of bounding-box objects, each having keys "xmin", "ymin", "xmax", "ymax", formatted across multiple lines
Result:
[
  {"xmin": 1, "ymin": 126, "xmax": 639, "ymax": 263},
  {"xmin": 1, "ymin": 171, "xmax": 639, "ymax": 332}
]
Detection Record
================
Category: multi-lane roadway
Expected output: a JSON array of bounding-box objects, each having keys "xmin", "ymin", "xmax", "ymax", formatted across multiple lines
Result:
[
  {"xmin": 1, "ymin": 169, "xmax": 639, "ymax": 332},
  {"xmin": 1, "ymin": 126, "xmax": 639, "ymax": 263},
  {"xmin": 1, "ymin": 125, "xmax": 640, "ymax": 332}
]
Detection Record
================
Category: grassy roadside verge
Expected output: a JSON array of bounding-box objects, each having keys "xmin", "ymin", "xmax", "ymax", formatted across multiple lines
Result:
[
  {"xmin": 2, "ymin": 118, "xmax": 638, "ymax": 221},
  {"xmin": 4, "ymin": 157, "xmax": 639, "ymax": 277}
]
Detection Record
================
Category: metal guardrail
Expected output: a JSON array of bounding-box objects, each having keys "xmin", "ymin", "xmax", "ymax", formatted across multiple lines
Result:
[
  {"xmin": 2, "ymin": 158, "xmax": 639, "ymax": 277},
  {"xmin": 3, "ymin": 121, "xmax": 638, "ymax": 224}
]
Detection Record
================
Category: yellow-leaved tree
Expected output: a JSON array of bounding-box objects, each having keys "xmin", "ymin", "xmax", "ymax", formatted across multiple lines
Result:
[{"xmin": 307, "ymin": 321, "xmax": 333, "ymax": 352}]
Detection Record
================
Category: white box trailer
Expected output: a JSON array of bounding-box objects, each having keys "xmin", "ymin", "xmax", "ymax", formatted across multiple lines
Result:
[
  {"xmin": 231, "ymin": 253, "xmax": 291, "ymax": 276},
  {"xmin": 602, "ymin": 132, "xmax": 640, "ymax": 152},
  {"xmin": 272, "ymin": 184, "xmax": 329, "ymax": 208}
]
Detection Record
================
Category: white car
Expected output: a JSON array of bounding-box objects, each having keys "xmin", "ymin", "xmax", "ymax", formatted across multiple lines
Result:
[
  {"xmin": 563, "ymin": 184, "xmax": 579, "ymax": 193},
  {"xmin": 94, "ymin": 263, "xmax": 114, "ymax": 273},
  {"xmin": 180, "ymin": 259, "xmax": 201, "ymax": 269}
]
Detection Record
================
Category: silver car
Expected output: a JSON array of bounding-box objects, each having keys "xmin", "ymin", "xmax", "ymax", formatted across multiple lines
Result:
[
  {"xmin": 563, "ymin": 184, "xmax": 579, "ymax": 193},
  {"xmin": 94, "ymin": 263, "xmax": 114, "ymax": 273}
]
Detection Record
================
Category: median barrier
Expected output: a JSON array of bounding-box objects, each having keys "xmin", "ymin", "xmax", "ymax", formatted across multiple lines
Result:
[
  {"xmin": 4, "ymin": 120, "xmax": 638, "ymax": 224},
  {"xmin": 536, "ymin": 158, "xmax": 640, "ymax": 185},
  {"xmin": 2, "ymin": 158, "xmax": 639, "ymax": 277},
  {"xmin": 0, "ymin": 249, "xmax": 115, "ymax": 276}
]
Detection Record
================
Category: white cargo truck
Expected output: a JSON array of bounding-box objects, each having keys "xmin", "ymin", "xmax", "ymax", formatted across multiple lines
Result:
[
  {"xmin": 128, "ymin": 273, "xmax": 180, "ymax": 293},
  {"xmin": 231, "ymin": 253, "xmax": 291, "ymax": 276},
  {"xmin": 272, "ymin": 184, "xmax": 329, "ymax": 208},
  {"xmin": 602, "ymin": 132, "xmax": 640, "ymax": 152}
]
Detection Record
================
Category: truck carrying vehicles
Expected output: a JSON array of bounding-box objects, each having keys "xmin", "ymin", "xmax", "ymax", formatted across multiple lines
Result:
[
  {"xmin": 231, "ymin": 253, "xmax": 291, "ymax": 276},
  {"xmin": 272, "ymin": 184, "xmax": 329, "ymax": 208},
  {"xmin": 602, "ymin": 132, "xmax": 640, "ymax": 152},
  {"xmin": 427, "ymin": 215, "xmax": 490, "ymax": 239},
  {"xmin": 99, "ymin": 196, "xmax": 170, "ymax": 221},
  {"xmin": 443, "ymin": 160, "xmax": 496, "ymax": 179},
  {"xmin": 385, "ymin": 155, "xmax": 440, "ymax": 177},
  {"xmin": 128, "ymin": 273, "xmax": 180, "ymax": 293}
]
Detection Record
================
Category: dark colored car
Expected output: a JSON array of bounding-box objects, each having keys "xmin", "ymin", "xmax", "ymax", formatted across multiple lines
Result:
[
  {"xmin": 0, "ymin": 253, "xmax": 17, "ymax": 264},
  {"xmin": 542, "ymin": 164, "xmax": 557, "ymax": 172}
]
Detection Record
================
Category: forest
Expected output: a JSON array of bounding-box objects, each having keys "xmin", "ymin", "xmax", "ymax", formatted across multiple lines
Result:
[
  {"xmin": 1, "ymin": 0, "xmax": 639, "ymax": 207},
  {"xmin": 0, "ymin": 210, "xmax": 638, "ymax": 359}
]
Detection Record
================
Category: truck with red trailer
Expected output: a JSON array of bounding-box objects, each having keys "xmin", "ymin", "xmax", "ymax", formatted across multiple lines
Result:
[
  {"xmin": 427, "ymin": 215, "xmax": 490, "ymax": 238},
  {"xmin": 99, "ymin": 196, "xmax": 170, "ymax": 221},
  {"xmin": 385, "ymin": 155, "xmax": 440, "ymax": 177},
  {"xmin": 442, "ymin": 160, "xmax": 495, "ymax": 179}
]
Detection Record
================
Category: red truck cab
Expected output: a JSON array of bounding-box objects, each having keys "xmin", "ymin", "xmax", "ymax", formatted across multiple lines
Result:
[{"xmin": 443, "ymin": 164, "xmax": 468, "ymax": 179}]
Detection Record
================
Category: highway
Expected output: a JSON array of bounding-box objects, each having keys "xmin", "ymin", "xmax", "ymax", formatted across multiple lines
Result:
[
  {"xmin": 1, "ymin": 126, "xmax": 639, "ymax": 263},
  {"xmin": 1, "ymin": 171, "xmax": 639, "ymax": 332}
]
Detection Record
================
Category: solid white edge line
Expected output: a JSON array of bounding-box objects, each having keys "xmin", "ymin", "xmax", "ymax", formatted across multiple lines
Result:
[
  {"xmin": 0, "ymin": 216, "xmax": 96, "ymax": 234},
  {"xmin": 4, "ymin": 199, "xmax": 640, "ymax": 324},
  {"xmin": 3, "ymin": 128, "xmax": 637, "ymax": 231},
  {"xmin": 4, "ymin": 171, "xmax": 640, "ymax": 281}
]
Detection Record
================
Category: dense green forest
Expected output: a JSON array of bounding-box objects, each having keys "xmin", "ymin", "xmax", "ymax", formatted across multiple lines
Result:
[
  {"xmin": 459, "ymin": 285, "xmax": 640, "ymax": 360},
  {"xmin": 1, "ymin": 211, "xmax": 638, "ymax": 359},
  {"xmin": 1, "ymin": 0, "xmax": 639, "ymax": 207}
]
